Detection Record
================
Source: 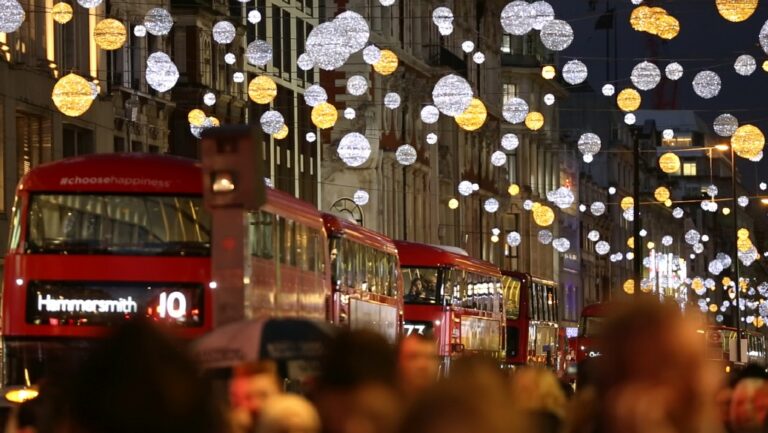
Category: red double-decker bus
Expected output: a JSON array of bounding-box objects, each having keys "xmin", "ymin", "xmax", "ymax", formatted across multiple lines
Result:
[
  {"xmin": 575, "ymin": 302, "xmax": 609, "ymax": 364},
  {"xmin": 396, "ymin": 241, "xmax": 504, "ymax": 369},
  {"xmin": 322, "ymin": 214, "xmax": 402, "ymax": 342}
]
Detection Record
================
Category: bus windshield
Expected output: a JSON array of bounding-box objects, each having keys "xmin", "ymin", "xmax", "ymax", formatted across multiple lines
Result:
[
  {"xmin": 502, "ymin": 275, "xmax": 522, "ymax": 319},
  {"xmin": 579, "ymin": 316, "xmax": 605, "ymax": 338},
  {"xmin": 403, "ymin": 267, "xmax": 440, "ymax": 304},
  {"xmin": 26, "ymin": 194, "xmax": 211, "ymax": 256}
]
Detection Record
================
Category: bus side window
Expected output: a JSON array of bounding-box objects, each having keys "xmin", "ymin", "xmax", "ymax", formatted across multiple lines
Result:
[
  {"xmin": 295, "ymin": 223, "xmax": 308, "ymax": 271},
  {"xmin": 9, "ymin": 197, "xmax": 22, "ymax": 250}
]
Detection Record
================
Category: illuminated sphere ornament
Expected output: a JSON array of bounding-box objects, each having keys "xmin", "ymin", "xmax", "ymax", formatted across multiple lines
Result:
[
  {"xmin": 588, "ymin": 230, "xmax": 600, "ymax": 242},
  {"xmin": 338, "ymin": 133, "xmax": 371, "ymax": 167},
  {"xmin": 362, "ymin": 45, "xmax": 381, "ymax": 65},
  {"xmin": 620, "ymin": 196, "xmax": 634, "ymax": 211},
  {"xmin": 617, "ymin": 88, "xmax": 641, "ymax": 112},
  {"xmin": 562, "ymin": 60, "xmax": 588, "ymax": 85},
  {"xmin": 540, "ymin": 19, "xmax": 574, "ymax": 51},
  {"xmin": 623, "ymin": 279, "xmax": 635, "ymax": 295},
  {"xmin": 523, "ymin": 200, "xmax": 534, "ymax": 211},
  {"xmin": 384, "ymin": 92, "xmax": 401, "ymax": 110},
  {"xmin": 212, "ymin": 21, "xmax": 236, "ymax": 44},
  {"xmin": 731, "ymin": 124, "xmax": 765, "ymax": 159},
  {"xmin": 133, "ymin": 25, "xmax": 147, "ymax": 37},
  {"xmin": 714, "ymin": 114, "xmax": 739, "ymax": 137},
  {"xmin": 654, "ymin": 186, "xmax": 670, "ymax": 202},
  {"xmin": 596, "ymin": 241, "xmax": 610, "ymax": 255},
  {"xmin": 533, "ymin": 204, "xmax": 555, "ymax": 227},
  {"xmin": 455, "ymin": 98, "xmax": 487, "ymax": 131},
  {"xmin": 692, "ymin": 71, "xmax": 722, "ymax": 99},
  {"xmin": 396, "ymin": 144, "xmax": 417, "ymax": 166},
  {"xmin": 188, "ymin": 109, "xmax": 206, "ymax": 126},
  {"xmin": 547, "ymin": 187, "xmax": 575, "ymax": 209},
  {"xmin": 685, "ymin": 229, "xmax": 701, "ymax": 245},
  {"xmin": 507, "ymin": 232, "xmax": 522, "ymax": 247},
  {"xmin": 542, "ymin": 65, "xmax": 556, "ymax": 80},
  {"xmin": 544, "ymin": 94, "xmax": 555, "ymax": 106},
  {"xmin": 260, "ymin": 111, "xmax": 285, "ymax": 135},
  {"xmin": 500, "ymin": 1, "xmax": 535, "ymax": 35},
  {"xmin": 448, "ymin": 198, "xmax": 459, "ymax": 209},
  {"xmin": 297, "ymin": 54, "xmax": 313, "ymax": 71},
  {"xmin": 432, "ymin": 74, "xmax": 473, "ymax": 117},
  {"xmin": 630, "ymin": 61, "xmax": 661, "ymax": 91},
  {"xmin": 531, "ymin": 1, "xmax": 555, "ymax": 30},
  {"xmin": 432, "ymin": 6, "xmax": 454, "ymax": 28},
  {"xmin": 248, "ymin": 76, "xmax": 277, "ymax": 104},
  {"xmin": 144, "ymin": 8, "xmax": 173, "ymax": 36},
  {"xmin": 461, "ymin": 40, "xmax": 475, "ymax": 53},
  {"xmin": 77, "ymin": 0, "xmax": 102, "ymax": 6},
  {"xmin": 709, "ymin": 260, "xmax": 725, "ymax": 275},
  {"xmin": 716, "ymin": 0, "xmax": 758, "ymax": 22},
  {"xmin": 145, "ymin": 52, "xmax": 179, "ymax": 93},
  {"xmin": 538, "ymin": 230, "xmax": 554, "ymax": 245},
  {"xmin": 224, "ymin": 53, "xmax": 236, "ymax": 65},
  {"xmin": 738, "ymin": 196, "xmax": 749, "ymax": 207},
  {"xmin": 346, "ymin": 75, "xmax": 368, "ymax": 96},
  {"xmin": 373, "ymin": 49, "xmax": 398, "ymax": 75},
  {"xmin": 665, "ymin": 62, "xmax": 684, "ymax": 80},
  {"xmin": 246, "ymin": 40, "xmax": 273, "ymax": 66},
  {"xmin": 484, "ymin": 198, "xmax": 500, "ymax": 213},
  {"xmin": 52, "ymin": 2, "xmax": 73, "ymax": 24},
  {"xmin": 663, "ymin": 129, "xmax": 674, "ymax": 140},
  {"xmin": 0, "ymin": 0, "xmax": 25, "ymax": 34},
  {"xmin": 203, "ymin": 92, "xmax": 216, "ymax": 106},
  {"xmin": 248, "ymin": 10, "xmax": 261, "ymax": 24},
  {"xmin": 353, "ymin": 190, "xmax": 369, "ymax": 206},
  {"xmin": 334, "ymin": 11, "xmax": 369, "ymax": 53},
  {"xmin": 473, "ymin": 52, "xmax": 486, "ymax": 64},
  {"xmin": 491, "ymin": 151, "xmax": 507, "ymax": 167},
  {"xmin": 311, "ymin": 102, "xmax": 338, "ymax": 129},
  {"xmin": 662, "ymin": 235, "xmax": 673, "ymax": 246},
  {"xmin": 659, "ymin": 152, "xmax": 681, "ymax": 173},
  {"xmin": 553, "ymin": 238, "xmax": 571, "ymax": 253},
  {"xmin": 306, "ymin": 132, "xmax": 317, "ymax": 143},
  {"xmin": 503, "ymin": 98, "xmax": 529, "ymax": 124},
  {"xmin": 761, "ymin": 21, "xmax": 768, "ymax": 55},
  {"xmin": 508, "ymin": 184, "xmax": 520, "ymax": 196},
  {"xmin": 51, "ymin": 73, "xmax": 94, "ymax": 117},
  {"xmin": 426, "ymin": 133, "xmax": 438, "ymax": 145},
  {"xmin": 305, "ymin": 22, "xmax": 351, "ymax": 71},
  {"xmin": 343, "ymin": 108, "xmax": 356, "ymax": 120},
  {"xmin": 602, "ymin": 84, "xmax": 615, "ymax": 96},
  {"xmin": 94, "ymin": 19, "xmax": 127, "ymax": 51},
  {"xmin": 273, "ymin": 125, "xmax": 289, "ymax": 140},
  {"xmin": 304, "ymin": 84, "xmax": 327, "ymax": 107},
  {"xmin": 706, "ymin": 184, "xmax": 719, "ymax": 197},
  {"xmin": 420, "ymin": 105, "xmax": 440, "ymax": 124},
  {"xmin": 501, "ymin": 133, "xmax": 520, "ymax": 150},
  {"xmin": 735, "ymin": 54, "xmax": 757, "ymax": 76},
  {"xmin": 590, "ymin": 201, "xmax": 606, "ymax": 216},
  {"xmin": 624, "ymin": 113, "xmax": 637, "ymax": 125},
  {"xmin": 578, "ymin": 133, "xmax": 601, "ymax": 158},
  {"xmin": 525, "ymin": 112, "xmax": 544, "ymax": 131},
  {"xmin": 458, "ymin": 181, "xmax": 474, "ymax": 196}
]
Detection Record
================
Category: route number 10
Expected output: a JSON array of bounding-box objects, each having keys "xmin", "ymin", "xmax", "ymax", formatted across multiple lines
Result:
[{"xmin": 157, "ymin": 291, "xmax": 188, "ymax": 319}]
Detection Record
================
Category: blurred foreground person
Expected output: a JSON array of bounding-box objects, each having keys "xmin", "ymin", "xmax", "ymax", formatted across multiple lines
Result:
[
  {"xmin": 730, "ymin": 378, "xmax": 767, "ymax": 433},
  {"xmin": 509, "ymin": 367, "xmax": 567, "ymax": 433},
  {"xmin": 397, "ymin": 334, "xmax": 439, "ymax": 402},
  {"xmin": 257, "ymin": 394, "xmax": 320, "ymax": 433},
  {"xmin": 313, "ymin": 330, "xmax": 400, "ymax": 433},
  {"xmin": 229, "ymin": 361, "xmax": 282, "ymax": 433},
  {"xmin": 566, "ymin": 300, "xmax": 723, "ymax": 433}
]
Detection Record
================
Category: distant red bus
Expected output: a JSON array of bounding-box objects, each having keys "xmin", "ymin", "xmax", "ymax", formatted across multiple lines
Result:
[
  {"xmin": 322, "ymin": 214, "xmax": 403, "ymax": 342},
  {"xmin": 575, "ymin": 303, "xmax": 610, "ymax": 364},
  {"xmin": 705, "ymin": 325, "xmax": 767, "ymax": 370},
  {"xmin": 396, "ymin": 241, "xmax": 504, "ymax": 369},
  {"xmin": 501, "ymin": 271, "xmax": 561, "ymax": 369}
]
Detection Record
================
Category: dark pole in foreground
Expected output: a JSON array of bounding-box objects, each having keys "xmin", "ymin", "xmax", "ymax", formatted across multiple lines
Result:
[
  {"xmin": 633, "ymin": 132, "xmax": 643, "ymax": 292},
  {"xmin": 731, "ymin": 145, "xmax": 742, "ymax": 362}
]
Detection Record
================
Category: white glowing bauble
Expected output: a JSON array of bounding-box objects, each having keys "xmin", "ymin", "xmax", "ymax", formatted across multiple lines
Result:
[
  {"xmin": 473, "ymin": 52, "xmax": 486, "ymax": 64},
  {"xmin": 458, "ymin": 181, "xmax": 474, "ymax": 196},
  {"xmin": 579, "ymin": 204, "xmax": 587, "ymax": 212},
  {"xmin": 692, "ymin": 71, "xmax": 721, "ymax": 99},
  {"xmin": 662, "ymin": 235, "xmax": 673, "ymax": 246},
  {"xmin": 484, "ymin": 198, "xmax": 500, "ymax": 213},
  {"xmin": 702, "ymin": 235, "xmax": 710, "ymax": 243},
  {"xmin": 346, "ymin": 75, "xmax": 368, "ymax": 96},
  {"xmin": 500, "ymin": 1, "xmax": 535, "ymax": 35},
  {"xmin": 77, "ymin": 0, "xmax": 102, "ymax": 6},
  {"xmin": 384, "ymin": 92, "xmax": 401, "ymax": 109},
  {"xmin": 639, "ymin": 229, "xmax": 647, "ymax": 237},
  {"xmin": 761, "ymin": 20, "xmax": 768, "ymax": 55},
  {"xmin": 353, "ymin": 190, "xmax": 370, "ymax": 206},
  {"xmin": 203, "ymin": 92, "xmax": 216, "ymax": 106},
  {"xmin": 750, "ymin": 151, "xmax": 764, "ymax": 162},
  {"xmin": 693, "ymin": 243, "xmax": 704, "ymax": 254},
  {"xmin": 588, "ymin": 230, "xmax": 600, "ymax": 242},
  {"xmin": 685, "ymin": 229, "xmax": 701, "ymax": 245},
  {"xmin": 739, "ymin": 248, "xmax": 757, "ymax": 267},
  {"xmin": 0, "ymin": 0, "xmax": 25, "ymax": 33},
  {"xmin": 578, "ymin": 133, "xmax": 601, "ymax": 156},
  {"xmin": 553, "ymin": 238, "xmax": 571, "ymax": 252},
  {"xmin": 224, "ymin": 53, "xmax": 237, "ymax": 65},
  {"xmin": 396, "ymin": 144, "xmax": 417, "ymax": 166},
  {"xmin": 502, "ymin": 97, "xmax": 529, "ymax": 124},
  {"xmin": 672, "ymin": 207, "xmax": 684, "ymax": 218},
  {"xmin": 344, "ymin": 108, "xmax": 356, "ymax": 120},
  {"xmin": 706, "ymin": 184, "xmax": 718, "ymax": 197},
  {"xmin": 624, "ymin": 113, "xmax": 636, "ymax": 125},
  {"xmin": 583, "ymin": 154, "xmax": 594, "ymax": 163},
  {"xmin": 248, "ymin": 10, "xmax": 262, "ymax": 24},
  {"xmin": 297, "ymin": 54, "xmax": 314, "ymax": 70},
  {"xmin": 145, "ymin": 52, "xmax": 179, "ymax": 93},
  {"xmin": 716, "ymin": 315, "xmax": 724, "ymax": 323},
  {"xmin": 538, "ymin": 230, "xmax": 553, "ymax": 245},
  {"xmin": 761, "ymin": 182, "xmax": 767, "ymax": 191},
  {"xmin": 212, "ymin": 21, "xmax": 236, "ymax": 44},
  {"xmin": 432, "ymin": 6, "xmax": 454, "ymax": 28},
  {"xmin": 432, "ymin": 74, "xmax": 473, "ymax": 117},
  {"xmin": 303, "ymin": 85, "xmax": 327, "ymax": 107},
  {"xmin": 590, "ymin": 201, "xmax": 606, "ymax": 216},
  {"xmin": 338, "ymin": 133, "xmax": 371, "ymax": 167},
  {"xmin": 133, "ymin": 25, "xmax": 147, "ymax": 37},
  {"xmin": 523, "ymin": 200, "xmax": 534, "ymax": 210},
  {"xmin": 540, "ymin": 19, "xmax": 574, "ymax": 51},
  {"xmin": 544, "ymin": 93, "xmax": 555, "ymax": 105},
  {"xmin": 306, "ymin": 132, "xmax": 317, "ymax": 143},
  {"xmin": 626, "ymin": 252, "xmax": 635, "ymax": 260},
  {"xmin": 759, "ymin": 282, "xmax": 768, "ymax": 296},
  {"xmin": 622, "ymin": 207, "xmax": 635, "ymax": 222},
  {"xmin": 665, "ymin": 62, "xmax": 684, "ymax": 80},
  {"xmin": 562, "ymin": 60, "xmax": 588, "ymax": 85},
  {"xmin": 738, "ymin": 196, "xmax": 749, "ymax": 207},
  {"xmin": 507, "ymin": 231, "xmax": 522, "ymax": 247},
  {"xmin": 420, "ymin": 105, "xmax": 440, "ymax": 124},
  {"xmin": 334, "ymin": 11, "xmax": 369, "ymax": 54},
  {"xmin": 305, "ymin": 22, "xmax": 351, "ymax": 71},
  {"xmin": 501, "ymin": 133, "xmax": 520, "ymax": 150},
  {"xmin": 362, "ymin": 45, "xmax": 381, "ymax": 65},
  {"xmin": 713, "ymin": 113, "xmax": 738, "ymax": 137},
  {"xmin": 735, "ymin": 54, "xmax": 756, "ymax": 76},
  {"xmin": 608, "ymin": 187, "xmax": 616, "ymax": 195},
  {"xmin": 379, "ymin": 0, "xmax": 395, "ymax": 6},
  {"xmin": 438, "ymin": 23, "xmax": 454, "ymax": 36},
  {"xmin": 144, "ymin": 8, "xmax": 173, "ymax": 36},
  {"xmin": 426, "ymin": 133, "xmax": 438, "ymax": 145},
  {"xmin": 662, "ymin": 129, "xmax": 674, "ymax": 139},
  {"xmin": 602, "ymin": 84, "xmax": 615, "ymax": 96},
  {"xmin": 531, "ymin": 1, "xmax": 555, "ymax": 30},
  {"xmin": 491, "ymin": 151, "xmax": 507, "ymax": 167},
  {"xmin": 246, "ymin": 40, "xmax": 273, "ymax": 66},
  {"xmin": 547, "ymin": 186, "xmax": 575, "ymax": 209},
  {"xmin": 595, "ymin": 241, "xmax": 610, "ymax": 255},
  {"xmin": 461, "ymin": 40, "xmax": 475, "ymax": 53},
  {"xmin": 630, "ymin": 61, "xmax": 661, "ymax": 91},
  {"xmin": 260, "ymin": 110, "xmax": 285, "ymax": 135}
]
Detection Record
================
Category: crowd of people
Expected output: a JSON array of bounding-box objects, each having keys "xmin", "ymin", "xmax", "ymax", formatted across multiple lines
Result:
[{"xmin": 3, "ymin": 299, "xmax": 768, "ymax": 433}]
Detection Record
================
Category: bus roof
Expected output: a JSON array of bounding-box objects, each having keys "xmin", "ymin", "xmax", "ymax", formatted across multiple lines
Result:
[
  {"xmin": 501, "ymin": 270, "xmax": 530, "ymax": 282},
  {"xmin": 394, "ymin": 240, "xmax": 500, "ymax": 277},
  {"xmin": 322, "ymin": 213, "xmax": 399, "ymax": 256},
  {"xmin": 18, "ymin": 153, "xmax": 202, "ymax": 194},
  {"xmin": 581, "ymin": 302, "xmax": 612, "ymax": 318}
]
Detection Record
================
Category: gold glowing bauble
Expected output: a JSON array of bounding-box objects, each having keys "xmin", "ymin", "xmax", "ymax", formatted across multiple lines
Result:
[
  {"xmin": 716, "ymin": 0, "xmax": 758, "ymax": 22},
  {"xmin": 664, "ymin": 199, "xmax": 672, "ymax": 207},
  {"xmin": 525, "ymin": 112, "xmax": 545, "ymax": 131},
  {"xmin": 620, "ymin": 196, "xmax": 634, "ymax": 211},
  {"xmin": 541, "ymin": 65, "xmax": 556, "ymax": 80},
  {"xmin": 655, "ymin": 15, "xmax": 680, "ymax": 40},
  {"xmin": 627, "ymin": 236, "xmax": 635, "ymax": 249},
  {"xmin": 723, "ymin": 207, "xmax": 731, "ymax": 215},
  {"xmin": 738, "ymin": 237, "xmax": 753, "ymax": 252},
  {"xmin": 51, "ymin": 73, "xmax": 95, "ymax": 117},
  {"xmin": 455, "ymin": 98, "xmax": 487, "ymax": 131},
  {"xmin": 617, "ymin": 88, "xmax": 642, "ymax": 112},
  {"xmin": 52, "ymin": 2, "xmax": 73, "ymax": 24},
  {"xmin": 448, "ymin": 198, "xmax": 459, "ymax": 209},
  {"xmin": 757, "ymin": 316, "xmax": 765, "ymax": 328},
  {"xmin": 629, "ymin": 6, "xmax": 679, "ymax": 40},
  {"xmin": 248, "ymin": 76, "xmax": 277, "ymax": 104},
  {"xmin": 373, "ymin": 50, "xmax": 398, "ymax": 75},
  {"xmin": 188, "ymin": 109, "xmax": 206, "ymax": 126},
  {"xmin": 692, "ymin": 278, "xmax": 704, "ymax": 291},
  {"xmin": 93, "ymin": 19, "xmax": 127, "ymax": 51},
  {"xmin": 723, "ymin": 276, "xmax": 733, "ymax": 287},
  {"xmin": 508, "ymin": 183, "xmax": 520, "ymax": 196},
  {"xmin": 731, "ymin": 124, "xmax": 765, "ymax": 160},
  {"xmin": 709, "ymin": 304, "xmax": 718, "ymax": 313},
  {"xmin": 763, "ymin": 60, "xmax": 768, "ymax": 72},
  {"xmin": 532, "ymin": 205, "xmax": 555, "ymax": 227},
  {"xmin": 623, "ymin": 279, "xmax": 635, "ymax": 295},
  {"xmin": 273, "ymin": 124, "xmax": 289, "ymax": 140},
  {"xmin": 647, "ymin": 241, "xmax": 655, "ymax": 250},
  {"xmin": 311, "ymin": 102, "xmax": 338, "ymax": 129},
  {"xmin": 659, "ymin": 152, "xmax": 681, "ymax": 174},
  {"xmin": 491, "ymin": 234, "xmax": 500, "ymax": 243},
  {"xmin": 738, "ymin": 228, "xmax": 750, "ymax": 239},
  {"xmin": 654, "ymin": 186, "xmax": 670, "ymax": 202},
  {"xmin": 209, "ymin": 116, "xmax": 221, "ymax": 127}
]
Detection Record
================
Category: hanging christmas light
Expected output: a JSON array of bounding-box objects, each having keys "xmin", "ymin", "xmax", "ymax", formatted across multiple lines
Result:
[
  {"xmin": 578, "ymin": 133, "xmax": 601, "ymax": 159},
  {"xmin": 353, "ymin": 189, "xmax": 369, "ymax": 206},
  {"xmin": 420, "ymin": 105, "xmax": 440, "ymax": 124},
  {"xmin": 346, "ymin": 75, "xmax": 368, "ymax": 96},
  {"xmin": 344, "ymin": 108, "xmax": 356, "ymax": 120},
  {"xmin": 145, "ymin": 52, "xmax": 179, "ymax": 93},
  {"xmin": 500, "ymin": 1, "xmax": 535, "ymax": 35},
  {"xmin": 630, "ymin": 61, "xmax": 661, "ymax": 91},
  {"xmin": 588, "ymin": 230, "xmax": 600, "ymax": 242},
  {"xmin": 525, "ymin": 112, "xmax": 544, "ymax": 130},
  {"xmin": 507, "ymin": 231, "xmax": 522, "ymax": 247},
  {"xmin": 547, "ymin": 186, "xmax": 575, "ymax": 209},
  {"xmin": 538, "ymin": 230, "xmax": 554, "ymax": 245},
  {"xmin": 562, "ymin": 60, "xmax": 588, "ymax": 85},
  {"xmin": 246, "ymin": 40, "xmax": 273, "ymax": 66},
  {"xmin": 396, "ymin": 144, "xmax": 417, "ymax": 166},
  {"xmin": 373, "ymin": 49, "xmax": 398, "ymax": 75},
  {"xmin": 311, "ymin": 102, "xmax": 338, "ymax": 129},
  {"xmin": 0, "ymin": 0, "xmax": 25, "ymax": 33},
  {"xmin": 338, "ymin": 133, "xmax": 371, "ymax": 167},
  {"xmin": 334, "ymin": 11, "xmax": 369, "ymax": 54},
  {"xmin": 51, "ymin": 73, "xmax": 94, "ymax": 117},
  {"xmin": 94, "ymin": 19, "xmax": 127, "ymax": 50},
  {"xmin": 501, "ymin": 133, "xmax": 520, "ymax": 150},
  {"xmin": 473, "ymin": 52, "xmax": 486, "ymax": 64},
  {"xmin": 273, "ymin": 125, "xmax": 289, "ymax": 140},
  {"xmin": 553, "ymin": 238, "xmax": 571, "ymax": 252},
  {"xmin": 260, "ymin": 110, "xmax": 285, "ymax": 135},
  {"xmin": 362, "ymin": 45, "xmax": 381, "ymax": 65},
  {"xmin": 731, "ymin": 124, "xmax": 765, "ymax": 159},
  {"xmin": 654, "ymin": 186, "xmax": 670, "ymax": 202},
  {"xmin": 734, "ymin": 54, "xmax": 757, "ymax": 76},
  {"xmin": 305, "ymin": 22, "xmax": 351, "ymax": 71},
  {"xmin": 665, "ymin": 62, "xmax": 684, "ymax": 80},
  {"xmin": 533, "ymin": 204, "xmax": 555, "ymax": 227},
  {"xmin": 714, "ymin": 113, "xmax": 739, "ymax": 137},
  {"xmin": 297, "ymin": 53, "xmax": 313, "ymax": 70},
  {"xmin": 144, "ymin": 8, "xmax": 173, "ymax": 36},
  {"xmin": 203, "ymin": 92, "xmax": 216, "ymax": 106},
  {"xmin": 248, "ymin": 76, "xmax": 277, "ymax": 104},
  {"xmin": 617, "ymin": 88, "xmax": 642, "ymax": 112},
  {"xmin": 455, "ymin": 98, "xmax": 487, "ymax": 131},
  {"xmin": 539, "ymin": 19, "xmax": 574, "ymax": 51},
  {"xmin": 458, "ymin": 181, "xmax": 474, "ymax": 196},
  {"xmin": 384, "ymin": 92, "xmax": 401, "ymax": 110},
  {"xmin": 188, "ymin": 109, "xmax": 206, "ymax": 126},
  {"xmin": 659, "ymin": 152, "xmax": 681, "ymax": 173},
  {"xmin": 502, "ymin": 97, "xmax": 529, "ymax": 124},
  {"xmin": 491, "ymin": 151, "xmax": 507, "ymax": 167},
  {"xmin": 508, "ymin": 184, "xmax": 520, "ymax": 196},
  {"xmin": 52, "ymin": 2, "xmax": 73, "ymax": 24},
  {"xmin": 602, "ymin": 84, "xmax": 615, "ymax": 96},
  {"xmin": 716, "ymin": 0, "xmax": 758, "ymax": 22},
  {"xmin": 432, "ymin": 74, "xmax": 473, "ymax": 117},
  {"xmin": 212, "ymin": 21, "xmax": 236, "ymax": 44},
  {"xmin": 541, "ymin": 65, "xmax": 556, "ymax": 80},
  {"xmin": 596, "ymin": 241, "xmax": 610, "ymax": 255},
  {"xmin": 590, "ymin": 201, "xmax": 606, "ymax": 216},
  {"xmin": 531, "ymin": 1, "xmax": 555, "ymax": 30},
  {"xmin": 248, "ymin": 10, "xmax": 262, "ymax": 24},
  {"xmin": 484, "ymin": 198, "xmax": 500, "ymax": 213},
  {"xmin": 303, "ymin": 84, "xmax": 327, "ymax": 107},
  {"xmin": 692, "ymin": 71, "xmax": 722, "ymax": 99}
]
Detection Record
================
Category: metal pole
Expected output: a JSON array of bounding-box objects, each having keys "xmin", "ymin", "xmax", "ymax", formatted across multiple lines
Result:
[
  {"xmin": 731, "ymin": 146, "xmax": 742, "ymax": 362},
  {"xmin": 633, "ymin": 133, "xmax": 643, "ymax": 291}
]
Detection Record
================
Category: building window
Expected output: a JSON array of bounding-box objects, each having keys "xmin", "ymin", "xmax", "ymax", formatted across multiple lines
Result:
[
  {"xmin": 63, "ymin": 124, "xmax": 94, "ymax": 158},
  {"xmin": 501, "ymin": 34, "xmax": 511, "ymax": 53},
  {"xmin": 503, "ymin": 83, "xmax": 518, "ymax": 105},
  {"xmin": 683, "ymin": 161, "xmax": 697, "ymax": 176},
  {"xmin": 16, "ymin": 111, "xmax": 52, "ymax": 178}
]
